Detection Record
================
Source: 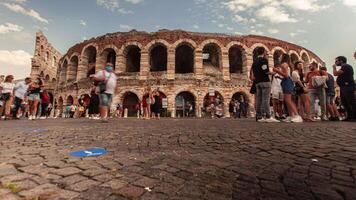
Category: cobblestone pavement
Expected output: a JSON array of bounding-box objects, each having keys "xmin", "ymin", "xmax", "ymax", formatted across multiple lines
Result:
[{"xmin": 0, "ymin": 119, "xmax": 356, "ymax": 200}]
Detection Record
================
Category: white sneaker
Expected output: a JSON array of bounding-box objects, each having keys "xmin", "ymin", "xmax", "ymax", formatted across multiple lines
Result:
[
  {"xmin": 265, "ymin": 117, "xmax": 280, "ymax": 123},
  {"xmin": 282, "ymin": 117, "xmax": 292, "ymax": 123},
  {"xmin": 40, "ymin": 116, "xmax": 46, "ymax": 120},
  {"xmin": 257, "ymin": 118, "xmax": 266, "ymax": 123},
  {"xmin": 28, "ymin": 115, "xmax": 33, "ymax": 120},
  {"xmin": 291, "ymin": 115, "xmax": 303, "ymax": 123}
]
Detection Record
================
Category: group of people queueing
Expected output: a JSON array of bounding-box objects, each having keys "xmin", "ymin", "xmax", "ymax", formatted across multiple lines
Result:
[
  {"xmin": 0, "ymin": 76, "xmax": 52, "ymax": 120},
  {"xmin": 251, "ymin": 47, "xmax": 356, "ymax": 123}
]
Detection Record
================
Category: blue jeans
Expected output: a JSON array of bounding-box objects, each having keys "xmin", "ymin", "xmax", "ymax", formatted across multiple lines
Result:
[{"xmin": 256, "ymin": 82, "xmax": 271, "ymax": 119}]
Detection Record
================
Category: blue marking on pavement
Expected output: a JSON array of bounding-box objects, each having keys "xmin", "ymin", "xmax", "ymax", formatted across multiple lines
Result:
[{"xmin": 70, "ymin": 148, "xmax": 108, "ymax": 157}]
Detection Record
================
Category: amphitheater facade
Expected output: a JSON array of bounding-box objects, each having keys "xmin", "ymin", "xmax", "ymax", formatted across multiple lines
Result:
[{"xmin": 30, "ymin": 30, "xmax": 325, "ymax": 118}]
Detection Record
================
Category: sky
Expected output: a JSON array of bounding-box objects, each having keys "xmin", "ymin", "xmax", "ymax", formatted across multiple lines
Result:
[{"xmin": 1, "ymin": 0, "xmax": 356, "ymax": 79}]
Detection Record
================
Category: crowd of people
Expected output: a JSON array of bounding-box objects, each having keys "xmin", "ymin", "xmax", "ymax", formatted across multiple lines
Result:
[
  {"xmin": 1, "ymin": 52, "xmax": 355, "ymax": 123},
  {"xmin": 250, "ymin": 48, "xmax": 356, "ymax": 123}
]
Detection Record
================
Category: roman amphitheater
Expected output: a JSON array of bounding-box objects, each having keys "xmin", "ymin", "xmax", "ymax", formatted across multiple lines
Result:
[{"xmin": 30, "ymin": 30, "xmax": 324, "ymax": 118}]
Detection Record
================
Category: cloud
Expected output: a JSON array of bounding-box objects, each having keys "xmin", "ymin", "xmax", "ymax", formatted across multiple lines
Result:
[
  {"xmin": 256, "ymin": 6, "xmax": 298, "ymax": 23},
  {"xmin": 0, "ymin": 23, "xmax": 23, "ymax": 34},
  {"xmin": 343, "ymin": 0, "xmax": 356, "ymax": 6},
  {"xmin": 0, "ymin": 50, "xmax": 32, "ymax": 79},
  {"xmin": 250, "ymin": 29, "xmax": 264, "ymax": 35},
  {"xmin": 119, "ymin": 24, "xmax": 132, "ymax": 30},
  {"xmin": 96, "ymin": 0, "xmax": 120, "ymax": 11},
  {"xmin": 268, "ymin": 28, "xmax": 279, "ymax": 34},
  {"xmin": 2, "ymin": 3, "xmax": 48, "ymax": 23},
  {"xmin": 80, "ymin": 20, "xmax": 87, "ymax": 26},
  {"xmin": 125, "ymin": 0, "xmax": 144, "ymax": 4},
  {"xmin": 193, "ymin": 25, "xmax": 200, "ymax": 29}
]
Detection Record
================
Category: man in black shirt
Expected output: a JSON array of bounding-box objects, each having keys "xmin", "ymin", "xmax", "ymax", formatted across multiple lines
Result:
[
  {"xmin": 333, "ymin": 56, "xmax": 356, "ymax": 121},
  {"xmin": 252, "ymin": 47, "xmax": 279, "ymax": 123}
]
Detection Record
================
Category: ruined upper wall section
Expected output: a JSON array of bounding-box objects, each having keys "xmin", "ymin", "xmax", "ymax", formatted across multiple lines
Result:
[
  {"xmin": 61, "ymin": 29, "xmax": 324, "ymax": 65},
  {"xmin": 31, "ymin": 31, "xmax": 62, "ymax": 83}
]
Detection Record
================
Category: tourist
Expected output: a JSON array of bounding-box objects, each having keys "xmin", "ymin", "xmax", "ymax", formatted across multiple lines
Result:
[
  {"xmin": 0, "ymin": 75, "xmax": 15, "ymax": 120},
  {"xmin": 152, "ymin": 90, "xmax": 162, "ymax": 119},
  {"xmin": 292, "ymin": 62, "xmax": 313, "ymax": 122},
  {"xmin": 271, "ymin": 65, "xmax": 285, "ymax": 120},
  {"xmin": 65, "ymin": 104, "xmax": 71, "ymax": 118},
  {"xmin": 252, "ymin": 47, "xmax": 279, "ymax": 123},
  {"xmin": 335, "ymin": 96, "xmax": 346, "ymax": 120},
  {"xmin": 143, "ymin": 87, "xmax": 152, "ymax": 119},
  {"xmin": 12, "ymin": 77, "xmax": 31, "ymax": 119},
  {"xmin": 320, "ymin": 67, "xmax": 339, "ymax": 121},
  {"xmin": 229, "ymin": 100, "xmax": 235, "ymax": 118},
  {"xmin": 333, "ymin": 56, "xmax": 356, "ymax": 121},
  {"xmin": 116, "ymin": 103, "xmax": 122, "ymax": 118},
  {"xmin": 27, "ymin": 78, "xmax": 43, "ymax": 120},
  {"xmin": 273, "ymin": 54, "xmax": 303, "ymax": 123},
  {"xmin": 89, "ymin": 89, "xmax": 100, "ymax": 119},
  {"xmin": 305, "ymin": 62, "xmax": 328, "ymax": 121},
  {"xmin": 40, "ymin": 90, "xmax": 50, "ymax": 119},
  {"xmin": 91, "ymin": 63, "xmax": 117, "ymax": 122}
]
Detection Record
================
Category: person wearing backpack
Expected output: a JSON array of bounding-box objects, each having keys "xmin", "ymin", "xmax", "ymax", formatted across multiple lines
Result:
[
  {"xmin": 91, "ymin": 63, "xmax": 117, "ymax": 123},
  {"xmin": 305, "ymin": 62, "xmax": 328, "ymax": 121}
]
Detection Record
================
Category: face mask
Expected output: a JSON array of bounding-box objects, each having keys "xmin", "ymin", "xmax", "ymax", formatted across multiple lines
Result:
[{"xmin": 105, "ymin": 66, "xmax": 113, "ymax": 72}]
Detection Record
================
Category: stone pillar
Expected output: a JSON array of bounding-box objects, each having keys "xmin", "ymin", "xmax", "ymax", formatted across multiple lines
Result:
[
  {"xmin": 167, "ymin": 94, "xmax": 175, "ymax": 118},
  {"xmin": 224, "ymin": 98, "xmax": 231, "ymax": 118},
  {"xmin": 267, "ymin": 54, "xmax": 274, "ymax": 68},
  {"xmin": 116, "ymin": 53, "xmax": 124, "ymax": 74},
  {"xmin": 77, "ymin": 59, "xmax": 87, "ymax": 81},
  {"xmin": 96, "ymin": 54, "xmax": 105, "ymax": 72},
  {"xmin": 222, "ymin": 49, "xmax": 230, "ymax": 81},
  {"xmin": 167, "ymin": 48, "xmax": 175, "ymax": 80},
  {"xmin": 195, "ymin": 49, "xmax": 203, "ymax": 80},
  {"xmin": 245, "ymin": 51, "xmax": 253, "ymax": 79},
  {"xmin": 140, "ymin": 50, "xmax": 149, "ymax": 80}
]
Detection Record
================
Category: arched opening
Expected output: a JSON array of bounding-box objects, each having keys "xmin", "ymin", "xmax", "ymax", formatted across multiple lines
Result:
[
  {"xmin": 45, "ymin": 52, "xmax": 49, "ymax": 62},
  {"xmin": 66, "ymin": 95, "xmax": 74, "ymax": 105},
  {"xmin": 150, "ymin": 44, "xmax": 167, "ymax": 72},
  {"xmin": 125, "ymin": 45, "xmax": 141, "ymax": 72},
  {"xmin": 301, "ymin": 52, "xmax": 310, "ymax": 72},
  {"xmin": 232, "ymin": 92, "xmax": 249, "ymax": 103},
  {"xmin": 45, "ymin": 75, "xmax": 50, "ymax": 82},
  {"xmin": 39, "ymin": 71, "xmax": 44, "ymax": 79},
  {"xmin": 101, "ymin": 48, "xmax": 117, "ymax": 70},
  {"xmin": 229, "ymin": 45, "xmax": 243, "ymax": 74},
  {"xmin": 290, "ymin": 53, "xmax": 299, "ymax": 65},
  {"xmin": 203, "ymin": 43, "xmax": 221, "ymax": 72},
  {"xmin": 122, "ymin": 92, "xmax": 140, "ymax": 117},
  {"xmin": 83, "ymin": 46, "xmax": 97, "ymax": 78},
  {"xmin": 203, "ymin": 91, "xmax": 224, "ymax": 117},
  {"xmin": 273, "ymin": 50, "xmax": 284, "ymax": 67},
  {"xmin": 253, "ymin": 46, "xmax": 267, "ymax": 62},
  {"xmin": 60, "ymin": 60, "xmax": 68, "ymax": 84},
  {"xmin": 52, "ymin": 78, "xmax": 56, "ymax": 83},
  {"xmin": 175, "ymin": 44, "xmax": 194, "ymax": 74},
  {"xmin": 68, "ymin": 56, "xmax": 79, "ymax": 82},
  {"xmin": 58, "ymin": 97, "xmax": 64, "ymax": 116},
  {"xmin": 175, "ymin": 92, "xmax": 196, "ymax": 118}
]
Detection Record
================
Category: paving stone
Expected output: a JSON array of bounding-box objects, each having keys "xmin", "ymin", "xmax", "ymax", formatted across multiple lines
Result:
[
  {"xmin": 0, "ymin": 164, "xmax": 18, "ymax": 177},
  {"xmin": 102, "ymin": 179, "xmax": 128, "ymax": 190},
  {"xmin": 117, "ymin": 185, "xmax": 145, "ymax": 198},
  {"xmin": 53, "ymin": 167, "xmax": 82, "ymax": 177},
  {"xmin": 67, "ymin": 179, "xmax": 100, "ymax": 192}
]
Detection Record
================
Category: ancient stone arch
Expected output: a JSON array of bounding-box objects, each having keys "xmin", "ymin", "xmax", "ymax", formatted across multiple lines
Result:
[
  {"xmin": 81, "ymin": 44, "xmax": 98, "ymax": 79},
  {"xmin": 68, "ymin": 55, "xmax": 79, "ymax": 82},
  {"xmin": 121, "ymin": 43, "xmax": 142, "ymax": 73},
  {"xmin": 227, "ymin": 43, "xmax": 247, "ymax": 74},
  {"xmin": 175, "ymin": 42, "xmax": 195, "ymax": 74},
  {"xmin": 249, "ymin": 43, "xmax": 271, "ymax": 55},
  {"xmin": 289, "ymin": 50, "xmax": 300, "ymax": 65},
  {"xmin": 172, "ymin": 39, "xmax": 197, "ymax": 49},
  {"xmin": 146, "ymin": 40, "xmax": 169, "ymax": 72},
  {"xmin": 98, "ymin": 45, "xmax": 119, "ymax": 70},
  {"xmin": 200, "ymin": 40, "xmax": 223, "ymax": 71},
  {"xmin": 59, "ymin": 59, "xmax": 68, "ymax": 85}
]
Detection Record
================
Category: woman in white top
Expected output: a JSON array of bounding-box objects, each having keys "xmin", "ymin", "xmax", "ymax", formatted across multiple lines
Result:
[
  {"xmin": 0, "ymin": 75, "xmax": 15, "ymax": 119},
  {"xmin": 273, "ymin": 54, "xmax": 303, "ymax": 123},
  {"xmin": 271, "ymin": 66, "xmax": 284, "ymax": 119},
  {"xmin": 292, "ymin": 61, "xmax": 314, "ymax": 122}
]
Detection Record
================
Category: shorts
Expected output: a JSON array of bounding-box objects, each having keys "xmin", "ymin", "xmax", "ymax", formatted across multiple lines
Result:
[
  {"xmin": 271, "ymin": 89, "xmax": 284, "ymax": 101},
  {"xmin": 99, "ymin": 93, "xmax": 113, "ymax": 107},
  {"xmin": 28, "ymin": 93, "xmax": 41, "ymax": 101},
  {"xmin": 281, "ymin": 77, "xmax": 295, "ymax": 94},
  {"xmin": 326, "ymin": 95, "xmax": 335, "ymax": 105}
]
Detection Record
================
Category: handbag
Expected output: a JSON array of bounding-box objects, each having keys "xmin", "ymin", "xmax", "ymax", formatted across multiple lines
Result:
[{"xmin": 312, "ymin": 72, "xmax": 327, "ymax": 88}]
